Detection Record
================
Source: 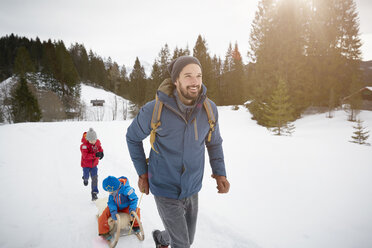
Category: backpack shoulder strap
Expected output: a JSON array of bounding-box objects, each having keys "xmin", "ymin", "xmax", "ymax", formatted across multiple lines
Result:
[
  {"xmin": 150, "ymin": 94, "xmax": 163, "ymax": 153},
  {"xmin": 203, "ymin": 97, "xmax": 216, "ymax": 142}
]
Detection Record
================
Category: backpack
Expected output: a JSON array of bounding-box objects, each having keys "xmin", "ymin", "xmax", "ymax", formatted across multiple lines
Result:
[{"xmin": 149, "ymin": 94, "xmax": 216, "ymax": 153}]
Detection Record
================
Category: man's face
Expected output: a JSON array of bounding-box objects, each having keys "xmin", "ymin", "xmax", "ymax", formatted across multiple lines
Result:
[
  {"xmin": 175, "ymin": 63, "xmax": 202, "ymax": 105},
  {"xmin": 89, "ymin": 140, "xmax": 96, "ymax": 145}
]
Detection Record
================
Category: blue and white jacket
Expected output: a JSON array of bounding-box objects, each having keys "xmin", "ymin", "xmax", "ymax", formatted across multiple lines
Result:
[
  {"xmin": 126, "ymin": 78, "xmax": 226, "ymax": 200},
  {"xmin": 107, "ymin": 176, "xmax": 138, "ymax": 220}
]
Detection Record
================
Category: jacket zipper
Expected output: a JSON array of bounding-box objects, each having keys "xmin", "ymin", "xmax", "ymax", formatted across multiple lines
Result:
[
  {"xmin": 92, "ymin": 145, "xmax": 96, "ymax": 167},
  {"xmin": 164, "ymin": 104, "xmax": 193, "ymax": 176},
  {"xmin": 193, "ymin": 118, "xmax": 198, "ymax": 141}
]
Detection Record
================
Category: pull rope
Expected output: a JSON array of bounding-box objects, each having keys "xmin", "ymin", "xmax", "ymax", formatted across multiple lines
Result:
[{"xmin": 128, "ymin": 192, "xmax": 144, "ymax": 235}]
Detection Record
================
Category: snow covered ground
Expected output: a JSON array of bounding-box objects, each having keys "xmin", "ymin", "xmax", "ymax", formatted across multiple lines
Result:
[{"xmin": 0, "ymin": 85, "xmax": 372, "ymax": 248}]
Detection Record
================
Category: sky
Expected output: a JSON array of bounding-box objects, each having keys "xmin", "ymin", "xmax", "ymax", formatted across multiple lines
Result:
[{"xmin": 0, "ymin": 0, "xmax": 372, "ymax": 68}]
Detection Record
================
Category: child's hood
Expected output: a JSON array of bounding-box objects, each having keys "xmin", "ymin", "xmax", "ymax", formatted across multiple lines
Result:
[
  {"xmin": 118, "ymin": 176, "xmax": 129, "ymax": 187},
  {"xmin": 81, "ymin": 132, "xmax": 87, "ymax": 143}
]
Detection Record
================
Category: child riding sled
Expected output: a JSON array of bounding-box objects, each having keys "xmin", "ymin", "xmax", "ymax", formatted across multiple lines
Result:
[{"xmin": 98, "ymin": 176, "xmax": 141, "ymax": 240}]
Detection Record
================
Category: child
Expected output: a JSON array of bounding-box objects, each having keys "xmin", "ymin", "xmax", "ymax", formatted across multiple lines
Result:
[
  {"xmin": 80, "ymin": 128, "xmax": 104, "ymax": 201},
  {"xmin": 98, "ymin": 176, "xmax": 141, "ymax": 239}
]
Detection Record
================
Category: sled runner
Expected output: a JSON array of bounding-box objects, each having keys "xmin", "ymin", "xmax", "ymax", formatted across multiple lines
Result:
[{"xmin": 95, "ymin": 197, "xmax": 145, "ymax": 248}]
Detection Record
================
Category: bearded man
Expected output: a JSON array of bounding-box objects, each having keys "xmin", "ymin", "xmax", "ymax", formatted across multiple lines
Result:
[{"xmin": 126, "ymin": 56, "xmax": 230, "ymax": 248}]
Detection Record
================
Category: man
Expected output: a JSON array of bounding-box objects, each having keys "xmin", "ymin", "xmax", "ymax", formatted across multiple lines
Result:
[{"xmin": 126, "ymin": 56, "xmax": 230, "ymax": 248}]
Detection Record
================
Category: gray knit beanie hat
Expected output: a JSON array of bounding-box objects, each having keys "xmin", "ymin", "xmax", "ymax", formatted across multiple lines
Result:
[
  {"xmin": 167, "ymin": 56, "xmax": 202, "ymax": 83},
  {"xmin": 86, "ymin": 128, "xmax": 97, "ymax": 142}
]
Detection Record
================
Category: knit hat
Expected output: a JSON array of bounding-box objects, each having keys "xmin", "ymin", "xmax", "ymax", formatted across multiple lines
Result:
[
  {"xmin": 86, "ymin": 128, "xmax": 97, "ymax": 142},
  {"xmin": 103, "ymin": 176, "xmax": 120, "ymax": 192},
  {"xmin": 167, "ymin": 56, "xmax": 202, "ymax": 83}
]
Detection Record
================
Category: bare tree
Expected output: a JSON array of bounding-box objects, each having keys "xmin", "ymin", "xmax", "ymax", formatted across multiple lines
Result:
[
  {"xmin": 93, "ymin": 106, "xmax": 105, "ymax": 121},
  {"xmin": 326, "ymin": 88, "xmax": 335, "ymax": 118},
  {"xmin": 123, "ymin": 100, "xmax": 128, "ymax": 120},
  {"xmin": 0, "ymin": 78, "xmax": 17, "ymax": 123},
  {"xmin": 111, "ymin": 96, "xmax": 118, "ymax": 120},
  {"xmin": 76, "ymin": 101, "xmax": 87, "ymax": 121}
]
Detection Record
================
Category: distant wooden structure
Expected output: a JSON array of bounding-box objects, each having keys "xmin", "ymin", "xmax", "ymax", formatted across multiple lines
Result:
[
  {"xmin": 90, "ymin": 99, "xmax": 105, "ymax": 107},
  {"xmin": 342, "ymin": 87, "xmax": 372, "ymax": 110}
]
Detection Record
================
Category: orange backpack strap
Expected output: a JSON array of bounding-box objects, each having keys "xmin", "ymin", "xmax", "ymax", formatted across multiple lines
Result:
[
  {"xmin": 150, "ymin": 94, "xmax": 163, "ymax": 153},
  {"xmin": 203, "ymin": 97, "xmax": 216, "ymax": 142}
]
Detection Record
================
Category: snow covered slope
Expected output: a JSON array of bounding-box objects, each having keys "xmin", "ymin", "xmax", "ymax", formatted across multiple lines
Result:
[
  {"xmin": 80, "ymin": 84, "xmax": 129, "ymax": 121},
  {"xmin": 0, "ymin": 101, "xmax": 372, "ymax": 247}
]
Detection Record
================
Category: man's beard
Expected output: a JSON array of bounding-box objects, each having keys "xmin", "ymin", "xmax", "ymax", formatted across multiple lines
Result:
[{"xmin": 178, "ymin": 85, "xmax": 201, "ymax": 102}]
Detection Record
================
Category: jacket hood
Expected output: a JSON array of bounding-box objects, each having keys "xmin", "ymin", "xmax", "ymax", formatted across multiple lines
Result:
[
  {"xmin": 158, "ymin": 78, "xmax": 175, "ymax": 97},
  {"xmin": 120, "ymin": 176, "xmax": 129, "ymax": 186},
  {"xmin": 81, "ymin": 132, "xmax": 87, "ymax": 143}
]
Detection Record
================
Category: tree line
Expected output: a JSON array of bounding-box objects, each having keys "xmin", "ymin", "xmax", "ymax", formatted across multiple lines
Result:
[
  {"xmin": 0, "ymin": 0, "xmax": 365, "ymax": 127},
  {"xmin": 247, "ymin": 0, "xmax": 363, "ymax": 127}
]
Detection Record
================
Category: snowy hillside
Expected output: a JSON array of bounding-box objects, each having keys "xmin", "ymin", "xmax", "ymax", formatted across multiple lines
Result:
[
  {"xmin": 0, "ymin": 86, "xmax": 372, "ymax": 248},
  {"xmin": 0, "ymin": 78, "xmax": 129, "ymax": 122},
  {"xmin": 80, "ymin": 84, "xmax": 128, "ymax": 121}
]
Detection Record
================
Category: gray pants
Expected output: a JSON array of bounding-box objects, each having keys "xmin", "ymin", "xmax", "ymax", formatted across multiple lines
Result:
[{"xmin": 154, "ymin": 194, "xmax": 198, "ymax": 248}]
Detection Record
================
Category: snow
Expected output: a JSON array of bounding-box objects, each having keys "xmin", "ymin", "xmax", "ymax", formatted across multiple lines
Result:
[{"xmin": 0, "ymin": 85, "xmax": 372, "ymax": 248}]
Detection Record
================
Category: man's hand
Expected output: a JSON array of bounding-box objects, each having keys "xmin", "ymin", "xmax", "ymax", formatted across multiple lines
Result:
[
  {"xmin": 138, "ymin": 173, "xmax": 149, "ymax": 195},
  {"xmin": 211, "ymin": 174, "xmax": 230, "ymax": 193}
]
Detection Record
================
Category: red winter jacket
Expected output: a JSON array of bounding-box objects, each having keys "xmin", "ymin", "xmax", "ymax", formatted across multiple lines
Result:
[{"xmin": 80, "ymin": 132, "xmax": 103, "ymax": 168}]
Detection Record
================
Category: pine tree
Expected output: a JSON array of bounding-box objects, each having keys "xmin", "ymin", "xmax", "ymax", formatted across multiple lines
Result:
[
  {"xmin": 157, "ymin": 44, "xmax": 171, "ymax": 82},
  {"xmin": 11, "ymin": 77, "xmax": 42, "ymax": 123},
  {"xmin": 350, "ymin": 119, "xmax": 370, "ymax": 145},
  {"xmin": 248, "ymin": 0, "xmax": 309, "ymax": 120},
  {"xmin": 266, "ymin": 79, "xmax": 295, "ymax": 135},
  {"xmin": 41, "ymin": 39, "xmax": 55, "ymax": 77},
  {"xmin": 149, "ymin": 60, "xmax": 162, "ymax": 99},
  {"xmin": 151, "ymin": 60, "xmax": 162, "ymax": 83},
  {"xmin": 69, "ymin": 43, "xmax": 90, "ymax": 81},
  {"xmin": 120, "ymin": 65, "xmax": 128, "ymax": 81},
  {"xmin": 193, "ymin": 35, "xmax": 216, "ymax": 101},
  {"xmin": 88, "ymin": 50, "xmax": 107, "ymax": 88},
  {"xmin": 220, "ymin": 44, "xmax": 232, "ymax": 105},
  {"xmin": 221, "ymin": 42, "xmax": 245, "ymax": 105},
  {"xmin": 211, "ymin": 55, "xmax": 222, "ymax": 104},
  {"xmin": 307, "ymin": 0, "xmax": 362, "ymax": 106},
  {"xmin": 54, "ymin": 41, "xmax": 80, "ymax": 113},
  {"xmin": 231, "ymin": 42, "xmax": 245, "ymax": 104},
  {"xmin": 14, "ymin": 46, "xmax": 35, "ymax": 77},
  {"xmin": 55, "ymin": 41, "xmax": 79, "ymax": 89},
  {"xmin": 30, "ymin": 37, "xmax": 43, "ymax": 71},
  {"xmin": 129, "ymin": 57, "xmax": 147, "ymax": 105},
  {"xmin": 172, "ymin": 45, "xmax": 190, "ymax": 59},
  {"xmin": 223, "ymin": 43, "xmax": 233, "ymax": 73}
]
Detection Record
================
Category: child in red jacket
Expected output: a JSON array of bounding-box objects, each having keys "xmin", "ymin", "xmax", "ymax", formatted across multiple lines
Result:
[{"xmin": 80, "ymin": 128, "xmax": 104, "ymax": 201}]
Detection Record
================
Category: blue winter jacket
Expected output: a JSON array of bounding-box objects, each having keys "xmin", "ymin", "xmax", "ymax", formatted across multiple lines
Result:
[
  {"xmin": 126, "ymin": 78, "xmax": 226, "ymax": 200},
  {"xmin": 107, "ymin": 176, "xmax": 138, "ymax": 220}
]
